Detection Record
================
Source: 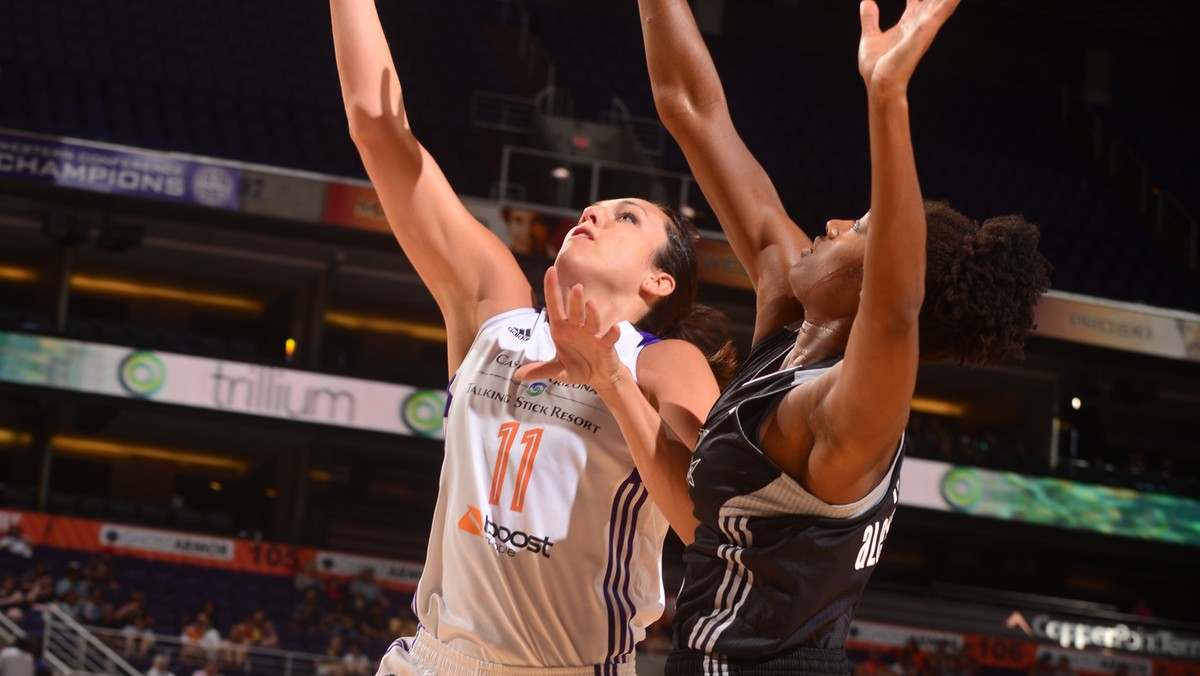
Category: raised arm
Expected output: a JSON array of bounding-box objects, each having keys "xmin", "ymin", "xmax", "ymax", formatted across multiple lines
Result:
[
  {"xmin": 331, "ymin": 0, "xmax": 530, "ymax": 374},
  {"xmin": 793, "ymin": 0, "xmax": 959, "ymax": 504},
  {"xmin": 516, "ymin": 268, "xmax": 716, "ymax": 543},
  {"xmin": 637, "ymin": 0, "xmax": 811, "ymax": 340}
]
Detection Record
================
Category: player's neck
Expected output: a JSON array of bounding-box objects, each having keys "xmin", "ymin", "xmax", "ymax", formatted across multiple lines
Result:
[{"xmin": 783, "ymin": 317, "xmax": 850, "ymax": 368}]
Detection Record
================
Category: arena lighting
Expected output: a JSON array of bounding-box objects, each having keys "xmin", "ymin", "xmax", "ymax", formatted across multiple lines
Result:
[
  {"xmin": 1071, "ymin": 397, "xmax": 1083, "ymax": 410},
  {"xmin": 679, "ymin": 205, "xmax": 697, "ymax": 218},
  {"xmin": 69, "ymin": 274, "xmax": 262, "ymax": 312},
  {"xmin": 324, "ymin": 311, "xmax": 447, "ymax": 341},
  {"xmin": 284, "ymin": 337, "xmax": 296, "ymax": 361},
  {"xmin": 52, "ymin": 435, "xmax": 248, "ymax": 474},
  {"xmin": 909, "ymin": 396, "xmax": 965, "ymax": 417},
  {"xmin": 0, "ymin": 265, "xmax": 37, "ymax": 282},
  {"xmin": 550, "ymin": 166, "xmax": 571, "ymax": 179},
  {"xmin": 0, "ymin": 428, "xmax": 33, "ymax": 447}
]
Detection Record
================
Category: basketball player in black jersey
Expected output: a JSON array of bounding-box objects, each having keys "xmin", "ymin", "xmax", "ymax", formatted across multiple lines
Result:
[{"xmin": 518, "ymin": 0, "xmax": 1051, "ymax": 673}]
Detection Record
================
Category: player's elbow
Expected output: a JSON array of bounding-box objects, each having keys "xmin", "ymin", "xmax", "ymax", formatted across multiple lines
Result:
[
  {"xmin": 344, "ymin": 101, "xmax": 407, "ymax": 149},
  {"xmin": 653, "ymin": 87, "xmax": 725, "ymax": 129}
]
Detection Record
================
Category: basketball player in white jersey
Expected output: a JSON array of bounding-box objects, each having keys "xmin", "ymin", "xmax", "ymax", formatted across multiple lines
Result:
[{"xmin": 331, "ymin": 1, "xmax": 736, "ymax": 674}]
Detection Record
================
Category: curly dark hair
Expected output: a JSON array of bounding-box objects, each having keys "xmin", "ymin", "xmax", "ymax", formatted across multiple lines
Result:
[
  {"xmin": 917, "ymin": 200, "xmax": 1052, "ymax": 365},
  {"xmin": 636, "ymin": 204, "xmax": 739, "ymax": 388}
]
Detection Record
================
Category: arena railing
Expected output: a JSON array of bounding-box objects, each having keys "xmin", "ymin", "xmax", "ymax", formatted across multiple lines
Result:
[
  {"xmin": 41, "ymin": 603, "xmax": 141, "ymax": 676},
  {"xmin": 496, "ymin": 145, "xmax": 698, "ymax": 214},
  {"xmin": 84, "ymin": 625, "xmax": 331, "ymax": 676},
  {"xmin": 0, "ymin": 607, "xmax": 25, "ymax": 645}
]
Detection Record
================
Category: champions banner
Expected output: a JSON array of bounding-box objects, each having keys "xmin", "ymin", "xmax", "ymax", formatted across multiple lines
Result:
[
  {"xmin": 0, "ymin": 331, "xmax": 448, "ymax": 439},
  {"xmin": 0, "ymin": 129, "xmax": 241, "ymax": 210}
]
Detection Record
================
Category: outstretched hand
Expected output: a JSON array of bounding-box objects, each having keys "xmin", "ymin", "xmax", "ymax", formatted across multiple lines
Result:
[
  {"xmin": 514, "ymin": 266, "xmax": 626, "ymax": 390},
  {"xmin": 858, "ymin": 0, "xmax": 960, "ymax": 93}
]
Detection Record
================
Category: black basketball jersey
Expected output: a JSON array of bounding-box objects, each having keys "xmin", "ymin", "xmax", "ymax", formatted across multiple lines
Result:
[{"xmin": 672, "ymin": 326, "xmax": 904, "ymax": 667}]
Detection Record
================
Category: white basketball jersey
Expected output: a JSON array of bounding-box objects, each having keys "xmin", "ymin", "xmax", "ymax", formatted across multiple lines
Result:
[{"xmin": 416, "ymin": 307, "xmax": 669, "ymax": 668}]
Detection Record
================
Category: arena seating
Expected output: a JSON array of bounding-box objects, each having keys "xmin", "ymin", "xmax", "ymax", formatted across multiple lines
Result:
[{"xmin": 1, "ymin": 544, "xmax": 407, "ymax": 671}]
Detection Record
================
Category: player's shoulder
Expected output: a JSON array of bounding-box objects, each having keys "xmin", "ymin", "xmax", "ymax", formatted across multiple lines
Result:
[{"xmin": 637, "ymin": 338, "xmax": 712, "ymax": 390}]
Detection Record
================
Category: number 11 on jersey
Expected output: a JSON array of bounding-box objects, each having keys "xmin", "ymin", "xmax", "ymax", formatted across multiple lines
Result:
[{"xmin": 489, "ymin": 422, "xmax": 545, "ymax": 512}]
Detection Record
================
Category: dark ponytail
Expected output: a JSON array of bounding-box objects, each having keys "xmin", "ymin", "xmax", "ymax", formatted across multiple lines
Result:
[{"xmin": 637, "ymin": 205, "xmax": 739, "ymax": 389}]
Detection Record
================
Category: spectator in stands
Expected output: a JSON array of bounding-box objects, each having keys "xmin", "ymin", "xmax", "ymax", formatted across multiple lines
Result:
[
  {"xmin": 179, "ymin": 612, "xmax": 221, "ymax": 664},
  {"xmin": 341, "ymin": 641, "xmax": 372, "ymax": 676},
  {"xmin": 0, "ymin": 524, "xmax": 33, "ymax": 559},
  {"xmin": 96, "ymin": 600, "xmax": 120, "ymax": 632},
  {"xmin": 6, "ymin": 569, "xmax": 52, "ymax": 619},
  {"xmin": 56, "ymin": 589, "xmax": 84, "ymax": 621},
  {"xmin": 293, "ymin": 559, "xmax": 323, "ymax": 596},
  {"xmin": 225, "ymin": 608, "xmax": 278, "ymax": 669},
  {"xmin": 145, "ymin": 653, "xmax": 177, "ymax": 676},
  {"xmin": 315, "ymin": 635, "xmax": 345, "ymax": 676},
  {"xmin": 194, "ymin": 601, "xmax": 221, "ymax": 633},
  {"xmin": 244, "ymin": 608, "xmax": 278, "ymax": 649},
  {"xmin": 357, "ymin": 596, "xmax": 390, "ymax": 643},
  {"xmin": 222, "ymin": 623, "xmax": 249, "ymax": 671},
  {"xmin": 1, "ymin": 575, "xmax": 25, "ymax": 621},
  {"xmin": 324, "ymin": 600, "xmax": 360, "ymax": 646},
  {"xmin": 115, "ymin": 588, "xmax": 154, "ymax": 656},
  {"xmin": 0, "ymin": 637, "xmax": 36, "ymax": 676},
  {"xmin": 79, "ymin": 587, "xmax": 106, "ymax": 625},
  {"xmin": 83, "ymin": 551, "xmax": 119, "ymax": 593},
  {"xmin": 291, "ymin": 587, "xmax": 324, "ymax": 634},
  {"xmin": 122, "ymin": 614, "xmax": 157, "ymax": 659},
  {"xmin": 346, "ymin": 568, "xmax": 380, "ymax": 606},
  {"xmin": 386, "ymin": 603, "xmax": 417, "ymax": 641},
  {"xmin": 114, "ymin": 589, "xmax": 148, "ymax": 626},
  {"xmin": 16, "ymin": 562, "xmax": 48, "ymax": 593},
  {"xmin": 321, "ymin": 575, "xmax": 344, "ymax": 609},
  {"xmin": 53, "ymin": 561, "xmax": 89, "ymax": 600}
]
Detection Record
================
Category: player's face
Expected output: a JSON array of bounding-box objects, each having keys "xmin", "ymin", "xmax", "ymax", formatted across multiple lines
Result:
[
  {"xmin": 790, "ymin": 213, "xmax": 869, "ymax": 311},
  {"xmin": 555, "ymin": 198, "xmax": 672, "ymax": 288}
]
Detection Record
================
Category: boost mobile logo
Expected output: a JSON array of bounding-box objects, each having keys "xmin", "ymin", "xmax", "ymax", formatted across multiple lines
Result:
[
  {"xmin": 118, "ymin": 352, "xmax": 166, "ymax": 398},
  {"xmin": 457, "ymin": 505, "xmax": 554, "ymax": 558}
]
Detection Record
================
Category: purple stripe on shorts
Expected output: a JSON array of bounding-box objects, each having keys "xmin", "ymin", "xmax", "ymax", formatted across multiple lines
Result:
[{"xmin": 603, "ymin": 470, "xmax": 646, "ymax": 664}]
